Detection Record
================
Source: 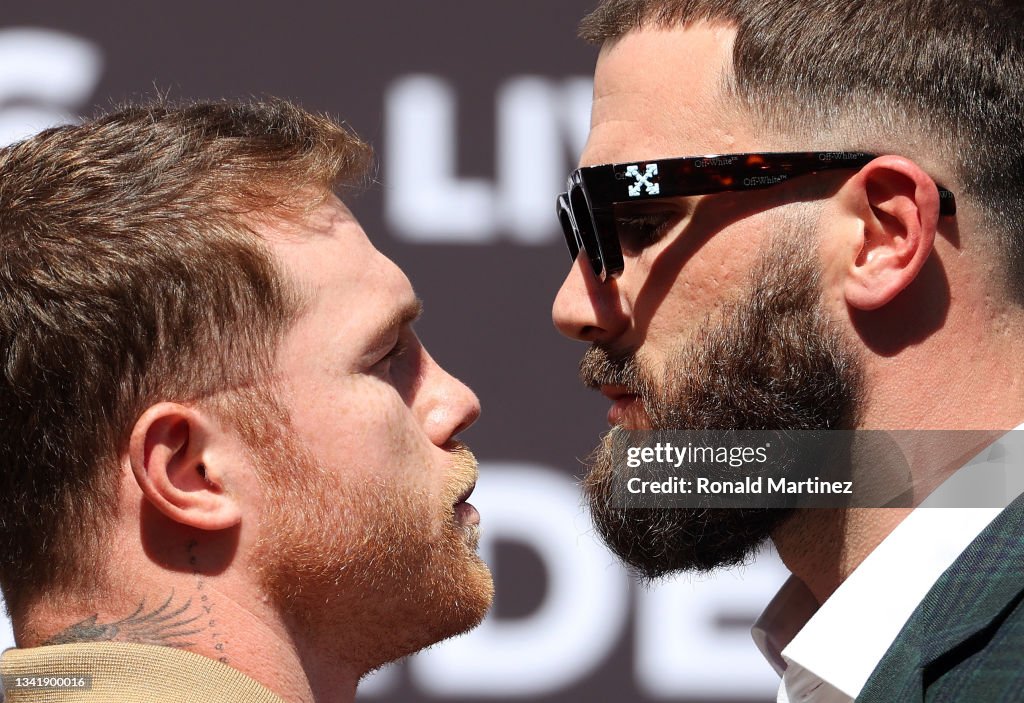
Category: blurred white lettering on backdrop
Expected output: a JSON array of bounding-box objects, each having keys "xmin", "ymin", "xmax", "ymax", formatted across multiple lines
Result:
[
  {"xmin": 384, "ymin": 75, "xmax": 592, "ymax": 244},
  {"xmin": 0, "ymin": 28, "xmax": 102, "ymax": 146}
]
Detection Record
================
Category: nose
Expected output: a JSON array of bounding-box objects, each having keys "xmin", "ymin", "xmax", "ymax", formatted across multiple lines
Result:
[
  {"xmin": 552, "ymin": 253, "xmax": 628, "ymax": 343},
  {"xmin": 419, "ymin": 354, "xmax": 482, "ymax": 447}
]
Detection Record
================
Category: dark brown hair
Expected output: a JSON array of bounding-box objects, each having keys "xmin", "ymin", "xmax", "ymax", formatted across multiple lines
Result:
[
  {"xmin": 0, "ymin": 99, "xmax": 371, "ymax": 613},
  {"xmin": 581, "ymin": 0, "xmax": 1024, "ymax": 292}
]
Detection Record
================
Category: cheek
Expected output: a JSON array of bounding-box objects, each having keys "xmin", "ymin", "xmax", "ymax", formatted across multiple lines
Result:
[
  {"xmin": 288, "ymin": 379, "xmax": 432, "ymax": 484},
  {"xmin": 632, "ymin": 221, "xmax": 768, "ymax": 355}
]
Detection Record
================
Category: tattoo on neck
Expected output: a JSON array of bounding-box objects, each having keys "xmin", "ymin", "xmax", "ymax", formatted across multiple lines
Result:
[
  {"xmin": 43, "ymin": 591, "xmax": 206, "ymax": 647},
  {"xmin": 187, "ymin": 538, "xmax": 230, "ymax": 664}
]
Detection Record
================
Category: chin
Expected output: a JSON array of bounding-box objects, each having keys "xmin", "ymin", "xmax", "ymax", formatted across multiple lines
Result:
[
  {"xmin": 424, "ymin": 555, "xmax": 494, "ymax": 641},
  {"xmin": 369, "ymin": 547, "xmax": 494, "ymax": 670},
  {"xmin": 582, "ymin": 429, "xmax": 793, "ymax": 580}
]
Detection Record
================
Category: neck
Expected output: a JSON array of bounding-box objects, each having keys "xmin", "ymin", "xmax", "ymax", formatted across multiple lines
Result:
[
  {"xmin": 771, "ymin": 507, "xmax": 912, "ymax": 604},
  {"xmin": 778, "ymin": 278, "xmax": 1024, "ymax": 601},
  {"xmin": 773, "ymin": 398, "xmax": 1024, "ymax": 604},
  {"xmin": 16, "ymin": 566, "xmax": 361, "ymax": 703}
]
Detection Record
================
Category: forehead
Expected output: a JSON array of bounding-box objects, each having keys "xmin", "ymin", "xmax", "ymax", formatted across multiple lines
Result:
[
  {"xmin": 264, "ymin": 197, "xmax": 416, "ymax": 352},
  {"xmin": 583, "ymin": 23, "xmax": 751, "ymax": 167}
]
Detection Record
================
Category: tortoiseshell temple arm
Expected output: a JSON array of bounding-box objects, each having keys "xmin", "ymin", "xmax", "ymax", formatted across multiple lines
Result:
[{"xmin": 582, "ymin": 152, "xmax": 957, "ymax": 216}]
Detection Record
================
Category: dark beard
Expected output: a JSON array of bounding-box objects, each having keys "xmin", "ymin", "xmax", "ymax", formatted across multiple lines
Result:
[{"xmin": 580, "ymin": 241, "xmax": 863, "ymax": 581}]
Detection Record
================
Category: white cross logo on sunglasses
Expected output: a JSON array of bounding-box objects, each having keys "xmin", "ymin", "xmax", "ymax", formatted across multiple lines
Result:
[{"xmin": 626, "ymin": 163, "xmax": 660, "ymax": 197}]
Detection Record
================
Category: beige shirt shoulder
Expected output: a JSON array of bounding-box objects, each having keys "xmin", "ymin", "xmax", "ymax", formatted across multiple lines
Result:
[{"xmin": 0, "ymin": 642, "xmax": 285, "ymax": 703}]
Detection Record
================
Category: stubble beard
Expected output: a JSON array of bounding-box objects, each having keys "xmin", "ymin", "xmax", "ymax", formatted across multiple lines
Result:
[
  {"xmin": 241, "ymin": 401, "xmax": 493, "ymax": 674},
  {"xmin": 581, "ymin": 238, "xmax": 864, "ymax": 582}
]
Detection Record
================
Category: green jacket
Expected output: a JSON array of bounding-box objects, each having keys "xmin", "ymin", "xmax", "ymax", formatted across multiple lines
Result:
[{"xmin": 857, "ymin": 494, "xmax": 1024, "ymax": 702}]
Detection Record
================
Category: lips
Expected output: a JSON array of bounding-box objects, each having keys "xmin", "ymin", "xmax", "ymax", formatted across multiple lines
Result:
[
  {"xmin": 607, "ymin": 396, "xmax": 640, "ymax": 426},
  {"xmin": 600, "ymin": 385, "xmax": 645, "ymax": 427},
  {"xmin": 454, "ymin": 482, "xmax": 480, "ymax": 526}
]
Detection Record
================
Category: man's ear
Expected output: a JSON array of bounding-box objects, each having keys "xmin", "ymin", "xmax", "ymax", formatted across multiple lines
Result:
[
  {"xmin": 840, "ymin": 156, "xmax": 940, "ymax": 310},
  {"xmin": 128, "ymin": 402, "xmax": 242, "ymax": 530}
]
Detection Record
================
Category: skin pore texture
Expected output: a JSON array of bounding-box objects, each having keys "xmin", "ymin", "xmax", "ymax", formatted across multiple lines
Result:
[
  {"xmin": 18, "ymin": 197, "xmax": 493, "ymax": 703},
  {"xmin": 553, "ymin": 23, "xmax": 1024, "ymax": 605}
]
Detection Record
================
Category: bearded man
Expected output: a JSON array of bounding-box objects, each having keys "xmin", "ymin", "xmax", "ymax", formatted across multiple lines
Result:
[
  {"xmin": 0, "ymin": 99, "xmax": 492, "ymax": 702},
  {"xmin": 553, "ymin": 1, "xmax": 1024, "ymax": 701}
]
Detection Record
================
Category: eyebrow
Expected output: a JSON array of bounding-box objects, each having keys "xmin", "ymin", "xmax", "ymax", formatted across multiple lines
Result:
[{"xmin": 368, "ymin": 297, "xmax": 423, "ymax": 351}]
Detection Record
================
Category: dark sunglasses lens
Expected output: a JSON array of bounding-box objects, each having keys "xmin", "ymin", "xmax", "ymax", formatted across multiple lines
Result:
[
  {"xmin": 569, "ymin": 186, "xmax": 603, "ymax": 276},
  {"xmin": 556, "ymin": 195, "xmax": 580, "ymax": 261}
]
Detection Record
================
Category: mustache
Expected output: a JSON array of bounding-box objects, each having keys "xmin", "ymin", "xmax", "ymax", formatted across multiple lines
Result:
[
  {"xmin": 579, "ymin": 345, "xmax": 644, "ymax": 392},
  {"xmin": 446, "ymin": 441, "xmax": 479, "ymax": 504}
]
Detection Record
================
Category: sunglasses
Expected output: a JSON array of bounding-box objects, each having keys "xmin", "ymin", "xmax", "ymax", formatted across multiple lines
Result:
[{"xmin": 556, "ymin": 151, "xmax": 957, "ymax": 282}]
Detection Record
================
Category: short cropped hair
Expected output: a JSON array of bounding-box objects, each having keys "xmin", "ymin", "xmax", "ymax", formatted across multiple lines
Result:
[
  {"xmin": 0, "ymin": 99, "xmax": 371, "ymax": 613},
  {"xmin": 581, "ymin": 0, "xmax": 1024, "ymax": 295}
]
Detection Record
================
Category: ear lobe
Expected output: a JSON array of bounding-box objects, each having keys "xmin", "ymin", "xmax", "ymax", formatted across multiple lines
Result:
[
  {"xmin": 843, "ymin": 156, "xmax": 940, "ymax": 311},
  {"xmin": 129, "ymin": 403, "xmax": 242, "ymax": 531}
]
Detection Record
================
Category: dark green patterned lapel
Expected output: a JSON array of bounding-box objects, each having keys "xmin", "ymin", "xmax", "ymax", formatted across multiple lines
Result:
[{"xmin": 857, "ymin": 494, "xmax": 1024, "ymax": 702}]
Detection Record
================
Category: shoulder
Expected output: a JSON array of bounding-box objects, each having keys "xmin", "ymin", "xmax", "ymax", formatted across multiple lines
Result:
[{"xmin": 858, "ymin": 499, "xmax": 1024, "ymax": 701}]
